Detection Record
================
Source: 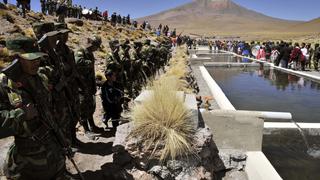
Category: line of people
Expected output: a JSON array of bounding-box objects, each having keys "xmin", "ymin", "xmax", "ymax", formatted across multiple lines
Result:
[
  {"xmin": 193, "ymin": 39, "xmax": 320, "ymax": 72},
  {"xmin": 0, "ymin": 17, "xmax": 174, "ymax": 179}
]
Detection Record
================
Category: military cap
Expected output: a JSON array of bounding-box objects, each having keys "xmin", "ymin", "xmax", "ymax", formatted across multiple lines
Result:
[
  {"xmin": 89, "ymin": 35, "xmax": 102, "ymax": 47},
  {"xmin": 32, "ymin": 22, "xmax": 55, "ymax": 38},
  {"xmin": 144, "ymin": 39, "xmax": 151, "ymax": 45},
  {"xmin": 134, "ymin": 41, "xmax": 142, "ymax": 47},
  {"xmin": 104, "ymin": 69, "xmax": 114, "ymax": 77},
  {"xmin": 109, "ymin": 39, "xmax": 120, "ymax": 47},
  {"xmin": 6, "ymin": 36, "xmax": 47, "ymax": 60},
  {"xmin": 57, "ymin": 24, "xmax": 71, "ymax": 35}
]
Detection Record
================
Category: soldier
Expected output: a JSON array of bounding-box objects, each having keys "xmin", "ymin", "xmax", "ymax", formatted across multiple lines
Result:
[
  {"xmin": 131, "ymin": 41, "xmax": 147, "ymax": 95},
  {"xmin": 101, "ymin": 70, "xmax": 123, "ymax": 129},
  {"xmin": 55, "ymin": 23, "xmax": 84, "ymax": 146},
  {"xmin": 0, "ymin": 36, "xmax": 67, "ymax": 179},
  {"xmin": 56, "ymin": 1, "xmax": 67, "ymax": 23},
  {"xmin": 75, "ymin": 36, "xmax": 102, "ymax": 135},
  {"xmin": 106, "ymin": 40, "xmax": 122, "ymax": 77},
  {"xmin": 140, "ymin": 39, "xmax": 154, "ymax": 77},
  {"xmin": 40, "ymin": 0, "xmax": 46, "ymax": 14}
]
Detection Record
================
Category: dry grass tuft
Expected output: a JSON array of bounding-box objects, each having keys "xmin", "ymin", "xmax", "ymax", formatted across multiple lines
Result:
[
  {"xmin": 130, "ymin": 78, "xmax": 194, "ymax": 161},
  {"xmin": 23, "ymin": 28, "xmax": 35, "ymax": 38}
]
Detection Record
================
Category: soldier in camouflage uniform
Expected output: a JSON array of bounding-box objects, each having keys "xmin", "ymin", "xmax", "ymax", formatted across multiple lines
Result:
[
  {"xmin": 106, "ymin": 40, "xmax": 124, "ymax": 90},
  {"xmin": 75, "ymin": 36, "xmax": 102, "ymax": 135},
  {"xmin": 140, "ymin": 39, "xmax": 154, "ymax": 78},
  {"xmin": 130, "ymin": 41, "xmax": 147, "ymax": 96},
  {"xmin": 0, "ymin": 36, "xmax": 67, "ymax": 180},
  {"xmin": 32, "ymin": 22, "xmax": 76, "ymax": 147},
  {"xmin": 54, "ymin": 23, "xmax": 84, "ymax": 146}
]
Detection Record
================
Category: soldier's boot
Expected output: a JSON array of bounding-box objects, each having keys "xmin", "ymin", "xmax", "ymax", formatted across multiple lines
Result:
[
  {"xmin": 81, "ymin": 119, "xmax": 90, "ymax": 133},
  {"xmin": 88, "ymin": 117, "xmax": 102, "ymax": 133},
  {"xmin": 71, "ymin": 126, "xmax": 82, "ymax": 148},
  {"xmin": 111, "ymin": 118, "xmax": 119, "ymax": 129}
]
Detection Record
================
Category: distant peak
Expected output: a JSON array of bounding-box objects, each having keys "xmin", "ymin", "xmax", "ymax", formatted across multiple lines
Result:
[{"xmin": 194, "ymin": 0, "xmax": 234, "ymax": 9}]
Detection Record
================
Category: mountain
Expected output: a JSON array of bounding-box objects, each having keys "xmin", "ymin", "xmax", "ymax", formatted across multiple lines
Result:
[
  {"xmin": 293, "ymin": 17, "xmax": 320, "ymax": 32},
  {"xmin": 138, "ymin": 0, "xmax": 308, "ymax": 37}
]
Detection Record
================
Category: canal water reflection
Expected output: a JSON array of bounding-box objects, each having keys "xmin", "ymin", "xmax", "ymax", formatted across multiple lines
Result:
[
  {"xmin": 207, "ymin": 66, "xmax": 320, "ymax": 123},
  {"xmin": 206, "ymin": 66, "xmax": 320, "ymax": 180}
]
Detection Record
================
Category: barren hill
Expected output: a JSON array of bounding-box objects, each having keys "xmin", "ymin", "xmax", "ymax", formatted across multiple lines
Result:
[
  {"xmin": 293, "ymin": 17, "xmax": 320, "ymax": 32},
  {"xmin": 139, "ymin": 0, "xmax": 317, "ymax": 38}
]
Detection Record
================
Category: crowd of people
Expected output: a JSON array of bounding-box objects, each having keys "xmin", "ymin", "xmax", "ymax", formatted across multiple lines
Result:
[{"xmin": 189, "ymin": 39, "xmax": 320, "ymax": 71}]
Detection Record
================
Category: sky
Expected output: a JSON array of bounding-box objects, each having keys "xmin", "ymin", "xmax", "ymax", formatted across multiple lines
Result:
[{"xmin": 4, "ymin": 0, "xmax": 320, "ymax": 21}]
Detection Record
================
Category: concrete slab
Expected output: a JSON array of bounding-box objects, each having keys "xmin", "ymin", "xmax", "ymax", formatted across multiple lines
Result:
[
  {"xmin": 201, "ymin": 110, "xmax": 264, "ymax": 151},
  {"xmin": 245, "ymin": 151, "xmax": 282, "ymax": 180}
]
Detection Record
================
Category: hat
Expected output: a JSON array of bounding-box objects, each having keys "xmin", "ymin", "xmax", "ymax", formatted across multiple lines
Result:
[
  {"xmin": 32, "ymin": 22, "xmax": 55, "ymax": 38},
  {"xmin": 6, "ymin": 36, "xmax": 47, "ymax": 60},
  {"xmin": 109, "ymin": 39, "xmax": 119, "ymax": 47},
  {"xmin": 89, "ymin": 35, "xmax": 102, "ymax": 47},
  {"xmin": 134, "ymin": 41, "xmax": 142, "ymax": 47},
  {"xmin": 54, "ymin": 23, "xmax": 68, "ymax": 30},
  {"xmin": 54, "ymin": 23, "xmax": 71, "ymax": 34},
  {"xmin": 143, "ymin": 39, "xmax": 151, "ymax": 45}
]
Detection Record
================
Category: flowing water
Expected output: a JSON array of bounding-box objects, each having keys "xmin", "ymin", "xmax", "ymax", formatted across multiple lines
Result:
[{"xmin": 206, "ymin": 65, "xmax": 320, "ymax": 180}]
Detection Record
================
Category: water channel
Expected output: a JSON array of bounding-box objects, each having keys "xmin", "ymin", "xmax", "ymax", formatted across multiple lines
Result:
[{"xmin": 206, "ymin": 62, "xmax": 320, "ymax": 180}]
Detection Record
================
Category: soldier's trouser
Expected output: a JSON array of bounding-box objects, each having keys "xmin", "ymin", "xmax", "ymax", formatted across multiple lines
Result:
[
  {"xmin": 4, "ymin": 139, "xmax": 66, "ymax": 180},
  {"xmin": 79, "ymin": 94, "xmax": 96, "ymax": 132}
]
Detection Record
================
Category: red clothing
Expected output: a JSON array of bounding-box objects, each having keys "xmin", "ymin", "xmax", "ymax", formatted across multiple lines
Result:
[
  {"xmin": 290, "ymin": 47, "xmax": 303, "ymax": 62},
  {"xmin": 257, "ymin": 48, "xmax": 266, "ymax": 60},
  {"xmin": 103, "ymin": 10, "xmax": 108, "ymax": 18}
]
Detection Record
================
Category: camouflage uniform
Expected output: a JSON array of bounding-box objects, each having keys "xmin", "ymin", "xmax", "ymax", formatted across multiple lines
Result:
[
  {"xmin": 74, "ymin": 36, "xmax": 101, "ymax": 132},
  {"xmin": 140, "ymin": 39, "xmax": 154, "ymax": 77},
  {"xmin": 55, "ymin": 24, "xmax": 83, "ymax": 146},
  {"xmin": 106, "ymin": 40, "xmax": 123, "ymax": 90},
  {"xmin": 32, "ymin": 23, "xmax": 74, "ymax": 145},
  {"xmin": 0, "ymin": 37, "xmax": 66, "ymax": 180}
]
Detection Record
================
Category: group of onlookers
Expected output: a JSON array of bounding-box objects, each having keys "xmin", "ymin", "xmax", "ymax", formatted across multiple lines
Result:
[{"xmin": 201, "ymin": 40, "xmax": 320, "ymax": 71}]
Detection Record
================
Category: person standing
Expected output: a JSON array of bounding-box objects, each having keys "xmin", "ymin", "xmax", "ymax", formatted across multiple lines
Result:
[
  {"xmin": 40, "ymin": 0, "xmax": 46, "ymax": 14},
  {"xmin": 75, "ymin": 36, "xmax": 102, "ymax": 135},
  {"xmin": 101, "ymin": 70, "xmax": 123, "ymax": 129},
  {"xmin": 313, "ymin": 43, "xmax": 320, "ymax": 71},
  {"xmin": 0, "ymin": 36, "xmax": 67, "ymax": 179}
]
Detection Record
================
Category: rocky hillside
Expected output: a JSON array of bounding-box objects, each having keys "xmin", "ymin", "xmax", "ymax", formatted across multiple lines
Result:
[{"xmin": 0, "ymin": 2, "xmax": 158, "ymax": 69}]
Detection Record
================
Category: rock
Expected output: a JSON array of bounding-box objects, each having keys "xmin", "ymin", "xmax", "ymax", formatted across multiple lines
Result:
[
  {"xmin": 148, "ymin": 166, "xmax": 174, "ymax": 180},
  {"xmin": 66, "ymin": 18, "xmax": 84, "ymax": 26},
  {"xmin": 112, "ymin": 122, "xmax": 133, "ymax": 153},
  {"xmin": 131, "ymin": 169, "xmax": 155, "ymax": 180},
  {"xmin": 219, "ymin": 150, "xmax": 247, "ymax": 171}
]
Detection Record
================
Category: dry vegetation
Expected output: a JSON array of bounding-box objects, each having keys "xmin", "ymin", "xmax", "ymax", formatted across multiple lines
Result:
[{"xmin": 130, "ymin": 47, "xmax": 196, "ymax": 161}]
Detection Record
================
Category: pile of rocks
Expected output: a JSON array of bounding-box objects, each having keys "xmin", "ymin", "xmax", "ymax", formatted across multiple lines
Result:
[{"xmin": 109, "ymin": 121, "xmax": 247, "ymax": 180}]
